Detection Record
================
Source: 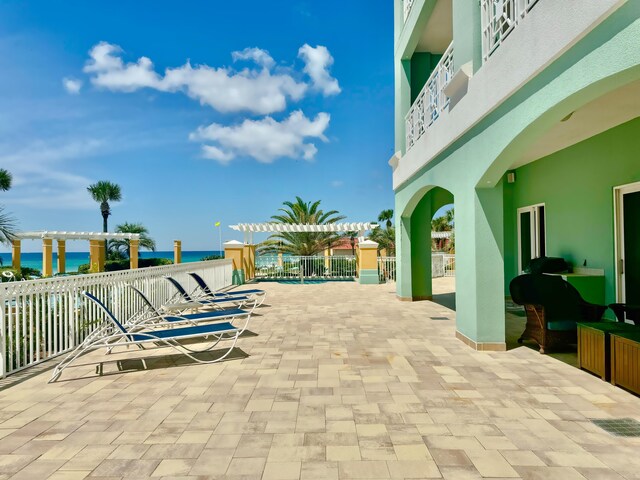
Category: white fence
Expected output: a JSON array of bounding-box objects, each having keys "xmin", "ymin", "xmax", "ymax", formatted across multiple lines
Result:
[
  {"xmin": 256, "ymin": 255, "xmax": 356, "ymax": 279},
  {"xmin": 481, "ymin": 0, "xmax": 540, "ymax": 60},
  {"xmin": 443, "ymin": 254, "xmax": 455, "ymax": 277},
  {"xmin": 0, "ymin": 259, "xmax": 232, "ymax": 377},
  {"xmin": 378, "ymin": 256, "xmax": 396, "ymax": 282},
  {"xmin": 405, "ymin": 42, "xmax": 455, "ymax": 150}
]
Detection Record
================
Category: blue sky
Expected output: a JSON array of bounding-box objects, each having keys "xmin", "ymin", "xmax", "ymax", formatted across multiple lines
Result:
[{"xmin": 0, "ymin": 1, "xmax": 395, "ymax": 252}]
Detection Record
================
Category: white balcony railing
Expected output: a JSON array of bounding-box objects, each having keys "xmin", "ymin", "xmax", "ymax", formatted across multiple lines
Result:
[
  {"xmin": 378, "ymin": 256, "xmax": 396, "ymax": 282},
  {"xmin": 405, "ymin": 42, "xmax": 454, "ymax": 150},
  {"xmin": 481, "ymin": 0, "xmax": 540, "ymax": 60},
  {"xmin": 0, "ymin": 259, "xmax": 233, "ymax": 377},
  {"xmin": 403, "ymin": 0, "xmax": 415, "ymax": 22}
]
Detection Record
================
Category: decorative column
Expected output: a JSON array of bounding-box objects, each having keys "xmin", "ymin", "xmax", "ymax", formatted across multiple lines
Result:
[
  {"xmin": 174, "ymin": 240, "xmax": 182, "ymax": 264},
  {"xmin": 243, "ymin": 244, "xmax": 256, "ymax": 280},
  {"xmin": 130, "ymin": 239, "xmax": 139, "ymax": 269},
  {"xmin": 57, "ymin": 240, "xmax": 66, "ymax": 274},
  {"xmin": 357, "ymin": 239, "xmax": 380, "ymax": 285},
  {"xmin": 97, "ymin": 241, "xmax": 105, "ymax": 272},
  {"xmin": 11, "ymin": 239, "xmax": 21, "ymax": 271},
  {"xmin": 42, "ymin": 238, "xmax": 53, "ymax": 277},
  {"xmin": 89, "ymin": 240, "xmax": 99, "ymax": 273},
  {"xmin": 324, "ymin": 247, "xmax": 331, "ymax": 270},
  {"xmin": 225, "ymin": 240, "xmax": 245, "ymax": 285}
]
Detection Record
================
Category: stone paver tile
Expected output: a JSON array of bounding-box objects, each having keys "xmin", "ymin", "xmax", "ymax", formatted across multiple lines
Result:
[
  {"xmin": 477, "ymin": 435, "xmax": 518, "ymax": 450},
  {"xmin": 387, "ymin": 460, "xmax": 442, "ymax": 478},
  {"xmin": 226, "ymin": 456, "xmax": 266, "ymax": 475},
  {"xmin": 338, "ymin": 460, "xmax": 391, "ymax": 479},
  {"xmin": 501, "ymin": 450, "xmax": 546, "ymax": 467},
  {"xmin": 430, "ymin": 449, "xmax": 472, "ymax": 467},
  {"xmin": 151, "ymin": 458, "xmax": 194, "ymax": 477},
  {"xmin": 393, "ymin": 444, "xmax": 432, "ymax": 460},
  {"xmin": 542, "ymin": 450, "xmax": 608, "ymax": 468},
  {"xmin": 107, "ymin": 444, "xmax": 150, "ymax": 460},
  {"xmin": 356, "ymin": 424, "xmax": 388, "ymax": 437},
  {"xmin": 0, "ymin": 455, "xmax": 37, "ymax": 475},
  {"xmin": 188, "ymin": 448, "xmax": 233, "ymax": 476},
  {"xmin": 90, "ymin": 458, "xmax": 160, "ymax": 477},
  {"xmin": 176, "ymin": 430, "xmax": 212, "ymax": 444},
  {"xmin": 47, "ymin": 471, "xmax": 90, "ymax": 480},
  {"xmin": 300, "ymin": 461, "xmax": 339, "ymax": 480},
  {"xmin": 514, "ymin": 465, "xmax": 589, "ymax": 479},
  {"xmin": 326, "ymin": 446, "xmax": 361, "ymax": 461},
  {"xmin": 262, "ymin": 461, "xmax": 301, "ymax": 480},
  {"xmin": 60, "ymin": 445, "xmax": 116, "ymax": 471},
  {"xmin": 466, "ymin": 450, "xmax": 519, "ymax": 478},
  {"xmin": 268, "ymin": 446, "xmax": 325, "ymax": 462},
  {"xmin": 9, "ymin": 459, "xmax": 66, "ymax": 480}
]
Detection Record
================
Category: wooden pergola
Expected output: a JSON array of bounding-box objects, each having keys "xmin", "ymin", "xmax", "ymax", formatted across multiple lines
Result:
[
  {"xmin": 229, "ymin": 223, "xmax": 379, "ymax": 244},
  {"xmin": 12, "ymin": 231, "xmax": 141, "ymax": 276}
]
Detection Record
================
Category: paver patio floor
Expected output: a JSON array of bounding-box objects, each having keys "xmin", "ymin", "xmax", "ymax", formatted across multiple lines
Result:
[{"xmin": 1, "ymin": 280, "xmax": 639, "ymax": 479}]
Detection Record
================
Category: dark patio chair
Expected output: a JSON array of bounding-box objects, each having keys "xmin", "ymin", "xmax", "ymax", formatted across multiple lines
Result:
[
  {"xmin": 509, "ymin": 274, "xmax": 607, "ymax": 353},
  {"xmin": 608, "ymin": 303, "xmax": 640, "ymax": 326}
]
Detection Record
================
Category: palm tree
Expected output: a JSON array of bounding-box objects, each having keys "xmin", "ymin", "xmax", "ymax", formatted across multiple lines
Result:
[
  {"xmin": 0, "ymin": 169, "xmax": 12, "ymax": 191},
  {"xmin": 369, "ymin": 209, "xmax": 395, "ymax": 255},
  {"xmin": 0, "ymin": 169, "xmax": 17, "ymax": 245},
  {"xmin": 87, "ymin": 181, "xmax": 122, "ymax": 233},
  {"xmin": 378, "ymin": 209, "xmax": 394, "ymax": 229},
  {"xmin": 259, "ymin": 197, "xmax": 345, "ymax": 256},
  {"xmin": 431, "ymin": 208, "xmax": 454, "ymax": 251},
  {"xmin": 108, "ymin": 222, "xmax": 156, "ymax": 259}
]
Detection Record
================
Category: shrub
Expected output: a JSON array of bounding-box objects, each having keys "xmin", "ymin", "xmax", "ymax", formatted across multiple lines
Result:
[
  {"xmin": 201, "ymin": 254, "xmax": 224, "ymax": 261},
  {"xmin": 0, "ymin": 266, "xmax": 42, "ymax": 281},
  {"xmin": 77, "ymin": 257, "xmax": 173, "ymax": 273}
]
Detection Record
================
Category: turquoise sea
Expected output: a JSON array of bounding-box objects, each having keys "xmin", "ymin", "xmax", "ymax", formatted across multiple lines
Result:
[{"xmin": 0, "ymin": 250, "xmax": 223, "ymax": 275}]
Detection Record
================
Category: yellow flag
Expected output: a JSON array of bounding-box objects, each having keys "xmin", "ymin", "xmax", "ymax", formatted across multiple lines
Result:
[{"xmin": 214, "ymin": 221, "xmax": 221, "ymax": 227}]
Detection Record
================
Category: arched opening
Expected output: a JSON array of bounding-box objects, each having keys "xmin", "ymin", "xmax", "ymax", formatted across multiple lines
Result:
[{"xmin": 398, "ymin": 186, "xmax": 455, "ymax": 306}]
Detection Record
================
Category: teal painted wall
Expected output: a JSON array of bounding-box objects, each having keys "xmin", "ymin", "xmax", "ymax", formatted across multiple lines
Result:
[
  {"xmin": 410, "ymin": 53, "xmax": 443, "ymax": 103},
  {"xmin": 504, "ymin": 117, "xmax": 640, "ymax": 309},
  {"xmin": 452, "ymin": 0, "xmax": 481, "ymax": 73}
]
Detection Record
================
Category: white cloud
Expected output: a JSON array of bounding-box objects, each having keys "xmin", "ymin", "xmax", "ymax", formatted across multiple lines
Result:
[
  {"xmin": 298, "ymin": 44, "xmax": 341, "ymax": 96},
  {"xmin": 191, "ymin": 110, "xmax": 330, "ymax": 164},
  {"xmin": 81, "ymin": 41, "xmax": 323, "ymax": 115},
  {"xmin": 231, "ymin": 47, "xmax": 275, "ymax": 69},
  {"xmin": 62, "ymin": 77, "xmax": 83, "ymax": 94},
  {"xmin": 331, "ymin": 180, "xmax": 344, "ymax": 188}
]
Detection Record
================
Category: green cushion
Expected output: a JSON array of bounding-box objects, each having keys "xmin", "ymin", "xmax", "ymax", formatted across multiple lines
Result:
[{"xmin": 547, "ymin": 320, "xmax": 577, "ymax": 331}]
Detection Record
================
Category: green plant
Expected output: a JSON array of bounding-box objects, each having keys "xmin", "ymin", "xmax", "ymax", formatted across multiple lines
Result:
[
  {"xmin": 108, "ymin": 222, "xmax": 156, "ymax": 259},
  {"xmin": 87, "ymin": 180, "xmax": 122, "ymax": 234},
  {"xmin": 0, "ymin": 169, "xmax": 17, "ymax": 245},
  {"xmin": 78, "ymin": 257, "xmax": 172, "ymax": 274},
  {"xmin": 259, "ymin": 197, "xmax": 345, "ymax": 256},
  {"xmin": 369, "ymin": 209, "xmax": 396, "ymax": 255},
  {"xmin": 201, "ymin": 254, "xmax": 224, "ymax": 261}
]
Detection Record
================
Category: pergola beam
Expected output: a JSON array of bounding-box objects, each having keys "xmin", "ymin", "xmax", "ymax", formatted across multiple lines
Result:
[{"xmin": 16, "ymin": 231, "xmax": 140, "ymax": 240}]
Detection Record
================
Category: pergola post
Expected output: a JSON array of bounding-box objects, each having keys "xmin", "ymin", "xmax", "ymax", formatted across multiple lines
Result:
[
  {"xmin": 324, "ymin": 248, "xmax": 331, "ymax": 270},
  {"xmin": 225, "ymin": 240, "xmax": 245, "ymax": 285},
  {"xmin": 42, "ymin": 238, "xmax": 53, "ymax": 277},
  {"xmin": 89, "ymin": 240, "xmax": 99, "ymax": 273},
  {"xmin": 130, "ymin": 239, "xmax": 139, "ymax": 269},
  {"xmin": 243, "ymin": 243, "xmax": 255, "ymax": 281},
  {"xmin": 57, "ymin": 240, "xmax": 66, "ymax": 274},
  {"xmin": 174, "ymin": 240, "xmax": 182, "ymax": 264},
  {"xmin": 11, "ymin": 239, "xmax": 21, "ymax": 271},
  {"xmin": 358, "ymin": 239, "xmax": 380, "ymax": 284},
  {"xmin": 97, "ymin": 241, "xmax": 105, "ymax": 272}
]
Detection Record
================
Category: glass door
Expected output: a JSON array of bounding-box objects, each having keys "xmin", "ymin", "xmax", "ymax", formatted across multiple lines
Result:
[
  {"xmin": 517, "ymin": 204, "xmax": 546, "ymax": 273},
  {"xmin": 615, "ymin": 182, "xmax": 640, "ymax": 305}
]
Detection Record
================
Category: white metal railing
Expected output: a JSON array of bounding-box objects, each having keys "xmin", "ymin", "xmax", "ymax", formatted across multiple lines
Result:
[
  {"xmin": 481, "ymin": 0, "xmax": 540, "ymax": 60},
  {"xmin": 403, "ymin": 0, "xmax": 415, "ymax": 21},
  {"xmin": 378, "ymin": 256, "xmax": 396, "ymax": 282},
  {"xmin": 405, "ymin": 42, "xmax": 454, "ymax": 150},
  {"xmin": 0, "ymin": 259, "xmax": 232, "ymax": 377},
  {"xmin": 443, "ymin": 254, "xmax": 455, "ymax": 277},
  {"xmin": 256, "ymin": 255, "xmax": 356, "ymax": 279}
]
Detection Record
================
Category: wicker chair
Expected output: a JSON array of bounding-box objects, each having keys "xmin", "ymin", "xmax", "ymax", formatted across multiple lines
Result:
[{"xmin": 509, "ymin": 274, "xmax": 607, "ymax": 353}]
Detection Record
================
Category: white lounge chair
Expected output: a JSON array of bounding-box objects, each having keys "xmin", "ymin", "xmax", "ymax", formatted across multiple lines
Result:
[{"xmin": 188, "ymin": 272, "xmax": 266, "ymax": 306}]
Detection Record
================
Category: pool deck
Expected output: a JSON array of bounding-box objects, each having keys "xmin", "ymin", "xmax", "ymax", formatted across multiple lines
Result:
[{"xmin": 1, "ymin": 279, "xmax": 640, "ymax": 479}]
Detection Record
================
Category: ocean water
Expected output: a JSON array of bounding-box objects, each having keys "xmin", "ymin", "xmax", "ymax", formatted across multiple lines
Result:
[{"xmin": 0, "ymin": 250, "xmax": 223, "ymax": 274}]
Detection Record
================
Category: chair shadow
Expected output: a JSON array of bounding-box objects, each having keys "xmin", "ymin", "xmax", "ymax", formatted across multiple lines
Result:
[{"xmin": 58, "ymin": 347, "xmax": 250, "ymax": 382}]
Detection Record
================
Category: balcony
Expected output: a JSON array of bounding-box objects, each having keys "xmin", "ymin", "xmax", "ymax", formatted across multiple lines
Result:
[
  {"xmin": 403, "ymin": 0, "xmax": 415, "ymax": 22},
  {"xmin": 481, "ymin": 0, "xmax": 541, "ymax": 60},
  {"xmin": 405, "ymin": 41, "xmax": 454, "ymax": 150}
]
